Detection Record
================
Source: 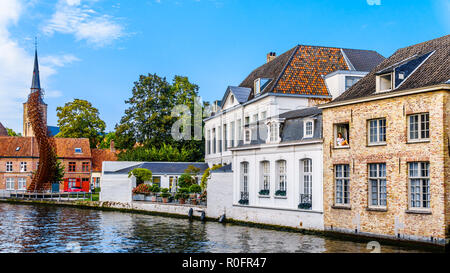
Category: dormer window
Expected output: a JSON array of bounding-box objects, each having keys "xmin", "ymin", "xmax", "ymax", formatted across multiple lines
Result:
[
  {"xmin": 230, "ymin": 95, "xmax": 234, "ymax": 104},
  {"xmin": 304, "ymin": 119, "xmax": 314, "ymax": 138},
  {"xmin": 266, "ymin": 119, "xmax": 283, "ymax": 144},
  {"xmin": 16, "ymin": 147, "xmax": 21, "ymax": 151},
  {"xmin": 75, "ymin": 148, "xmax": 82, "ymax": 154},
  {"xmin": 254, "ymin": 78, "xmax": 272, "ymax": 95},
  {"xmin": 376, "ymin": 73, "xmax": 393, "ymax": 93}
]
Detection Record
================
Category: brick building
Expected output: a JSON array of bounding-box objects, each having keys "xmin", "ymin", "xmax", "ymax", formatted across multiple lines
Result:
[
  {"xmin": 319, "ymin": 35, "xmax": 450, "ymax": 245},
  {"xmin": 0, "ymin": 137, "xmax": 92, "ymax": 192}
]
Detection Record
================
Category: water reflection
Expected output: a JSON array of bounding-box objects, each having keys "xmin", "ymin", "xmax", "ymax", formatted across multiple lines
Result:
[{"xmin": 0, "ymin": 204, "xmax": 428, "ymax": 253}]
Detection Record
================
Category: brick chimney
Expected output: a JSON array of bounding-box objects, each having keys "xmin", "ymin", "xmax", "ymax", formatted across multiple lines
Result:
[
  {"xmin": 110, "ymin": 140, "xmax": 116, "ymax": 153},
  {"xmin": 266, "ymin": 52, "xmax": 276, "ymax": 63}
]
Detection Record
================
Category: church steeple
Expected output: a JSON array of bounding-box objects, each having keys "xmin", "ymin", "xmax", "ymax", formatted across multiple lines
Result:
[{"xmin": 31, "ymin": 49, "xmax": 41, "ymax": 90}]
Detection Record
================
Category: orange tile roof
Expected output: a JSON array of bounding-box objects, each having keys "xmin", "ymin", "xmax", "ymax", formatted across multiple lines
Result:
[
  {"xmin": 91, "ymin": 148, "xmax": 118, "ymax": 172},
  {"xmin": 0, "ymin": 137, "xmax": 91, "ymax": 159}
]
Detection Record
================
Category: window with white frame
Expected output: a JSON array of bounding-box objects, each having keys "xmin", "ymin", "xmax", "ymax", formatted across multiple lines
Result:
[
  {"xmin": 244, "ymin": 129, "xmax": 251, "ymax": 144},
  {"xmin": 20, "ymin": 162, "xmax": 27, "ymax": 172},
  {"xmin": 302, "ymin": 159, "xmax": 312, "ymax": 196},
  {"xmin": 409, "ymin": 162, "xmax": 430, "ymax": 209},
  {"xmin": 239, "ymin": 162, "xmax": 249, "ymax": 205},
  {"xmin": 260, "ymin": 161, "xmax": 270, "ymax": 196},
  {"xmin": 6, "ymin": 178, "xmax": 15, "ymax": 191},
  {"xmin": 268, "ymin": 122, "xmax": 280, "ymax": 143},
  {"xmin": 224, "ymin": 124, "xmax": 228, "ymax": 151},
  {"xmin": 368, "ymin": 118, "xmax": 386, "ymax": 144},
  {"xmin": 304, "ymin": 120, "xmax": 314, "ymax": 138},
  {"xmin": 369, "ymin": 163, "xmax": 387, "ymax": 207},
  {"xmin": 18, "ymin": 178, "xmax": 27, "ymax": 191},
  {"xmin": 276, "ymin": 160, "xmax": 287, "ymax": 196},
  {"xmin": 6, "ymin": 162, "xmax": 13, "ymax": 172},
  {"xmin": 253, "ymin": 114, "xmax": 259, "ymax": 123},
  {"xmin": 335, "ymin": 165, "xmax": 350, "ymax": 205},
  {"xmin": 335, "ymin": 123, "xmax": 350, "ymax": 147},
  {"xmin": 376, "ymin": 73, "xmax": 393, "ymax": 92},
  {"xmin": 408, "ymin": 113, "xmax": 429, "ymax": 142},
  {"xmin": 231, "ymin": 121, "xmax": 235, "ymax": 147},
  {"xmin": 299, "ymin": 159, "xmax": 313, "ymax": 209},
  {"xmin": 207, "ymin": 130, "xmax": 211, "ymax": 155}
]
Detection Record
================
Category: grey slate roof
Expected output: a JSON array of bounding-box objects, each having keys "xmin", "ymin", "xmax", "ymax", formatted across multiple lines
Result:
[
  {"xmin": 211, "ymin": 164, "xmax": 233, "ymax": 173},
  {"xmin": 236, "ymin": 107, "xmax": 323, "ymax": 148},
  {"xmin": 342, "ymin": 48, "xmax": 386, "ymax": 72},
  {"xmin": 220, "ymin": 86, "xmax": 251, "ymax": 108},
  {"xmin": 105, "ymin": 162, "xmax": 209, "ymax": 175},
  {"xmin": 333, "ymin": 35, "xmax": 450, "ymax": 103}
]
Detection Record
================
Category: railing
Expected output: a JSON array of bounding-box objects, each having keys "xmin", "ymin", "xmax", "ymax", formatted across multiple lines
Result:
[
  {"xmin": 239, "ymin": 191, "xmax": 249, "ymax": 205},
  {"xmin": 132, "ymin": 192, "xmax": 207, "ymax": 207},
  {"xmin": 0, "ymin": 190, "xmax": 95, "ymax": 202},
  {"xmin": 298, "ymin": 194, "xmax": 312, "ymax": 210}
]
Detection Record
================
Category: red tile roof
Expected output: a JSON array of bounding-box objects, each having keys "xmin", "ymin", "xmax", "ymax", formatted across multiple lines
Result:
[
  {"xmin": 91, "ymin": 148, "xmax": 118, "ymax": 172},
  {"xmin": 0, "ymin": 137, "xmax": 91, "ymax": 159},
  {"xmin": 240, "ymin": 45, "xmax": 384, "ymax": 100}
]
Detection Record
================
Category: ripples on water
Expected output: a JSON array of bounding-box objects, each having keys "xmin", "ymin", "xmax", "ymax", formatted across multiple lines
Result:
[{"xmin": 0, "ymin": 203, "xmax": 427, "ymax": 253}]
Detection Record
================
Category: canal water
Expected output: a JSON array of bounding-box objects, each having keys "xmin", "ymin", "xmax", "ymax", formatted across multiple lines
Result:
[{"xmin": 0, "ymin": 203, "xmax": 429, "ymax": 253}]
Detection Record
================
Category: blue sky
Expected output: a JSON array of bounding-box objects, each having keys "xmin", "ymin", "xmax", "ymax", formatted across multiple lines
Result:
[{"xmin": 0, "ymin": 0, "xmax": 448, "ymax": 133}]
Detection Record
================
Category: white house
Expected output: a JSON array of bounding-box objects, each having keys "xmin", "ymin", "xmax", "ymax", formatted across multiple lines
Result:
[
  {"xmin": 100, "ymin": 161, "xmax": 209, "ymax": 203},
  {"xmin": 206, "ymin": 45, "xmax": 385, "ymax": 231}
]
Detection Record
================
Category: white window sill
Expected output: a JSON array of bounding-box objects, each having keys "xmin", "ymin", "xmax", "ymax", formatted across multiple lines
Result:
[
  {"xmin": 333, "ymin": 146, "xmax": 350, "ymax": 149},
  {"xmin": 274, "ymin": 196, "xmax": 287, "ymax": 200},
  {"xmin": 407, "ymin": 139, "xmax": 430, "ymax": 144},
  {"xmin": 258, "ymin": 195, "xmax": 270, "ymax": 199},
  {"xmin": 406, "ymin": 209, "xmax": 432, "ymax": 215},
  {"xmin": 367, "ymin": 142, "xmax": 387, "ymax": 147}
]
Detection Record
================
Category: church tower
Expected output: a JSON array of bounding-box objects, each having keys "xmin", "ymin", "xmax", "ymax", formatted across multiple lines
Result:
[{"xmin": 23, "ymin": 49, "xmax": 47, "ymax": 137}]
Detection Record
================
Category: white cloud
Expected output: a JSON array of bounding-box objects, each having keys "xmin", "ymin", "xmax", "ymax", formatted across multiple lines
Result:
[
  {"xmin": 43, "ymin": 0, "xmax": 125, "ymax": 47},
  {"xmin": 0, "ymin": 0, "xmax": 77, "ymax": 132}
]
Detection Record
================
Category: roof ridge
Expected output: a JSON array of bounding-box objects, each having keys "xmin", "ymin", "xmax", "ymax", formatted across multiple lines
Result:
[
  {"xmin": 295, "ymin": 44, "xmax": 380, "ymax": 53},
  {"xmin": 396, "ymin": 35, "xmax": 450, "ymax": 52}
]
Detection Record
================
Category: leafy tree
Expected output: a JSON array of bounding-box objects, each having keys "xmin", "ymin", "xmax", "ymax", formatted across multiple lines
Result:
[
  {"xmin": 178, "ymin": 173, "xmax": 195, "ymax": 189},
  {"xmin": 6, "ymin": 128, "xmax": 21, "ymax": 137},
  {"xmin": 117, "ymin": 144, "xmax": 192, "ymax": 162},
  {"xmin": 200, "ymin": 164, "xmax": 223, "ymax": 190},
  {"xmin": 114, "ymin": 73, "xmax": 205, "ymax": 161},
  {"xmin": 98, "ymin": 132, "xmax": 116, "ymax": 149},
  {"xmin": 56, "ymin": 99, "xmax": 106, "ymax": 148},
  {"xmin": 51, "ymin": 160, "xmax": 65, "ymax": 183},
  {"xmin": 128, "ymin": 168, "xmax": 153, "ymax": 185}
]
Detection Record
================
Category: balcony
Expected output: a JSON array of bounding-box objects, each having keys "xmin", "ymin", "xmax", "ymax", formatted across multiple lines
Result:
[
  {"xmin": 298, "ymin": 194, "xmax": 312, "ymax": 210},
  {"xmin": 239, "ymin": 192, "xmax": 249, "ymax": 205}
]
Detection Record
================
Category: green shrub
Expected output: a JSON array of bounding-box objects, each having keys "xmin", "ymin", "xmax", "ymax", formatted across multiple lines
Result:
[
  {"xmin": 160, "ymin": 188, "xmax": 171, "ymax": 198},
  {"xmin": 128, "ymin": 168, "xmax": 152, "ymax": 185},
  {"xmin": 175, "ymin": 187, "xmax": 190, "ymax": 200},
  {"xmin": 200, "ymin": 164, "xmax": 222, "ymax": 190},
  {"xmin": 178, "ymin": 174, "xmax": 195, "ymax": 188},
  {"xmin": 189, "ymin": 184, "xmax": 202, "ymax": 194}
]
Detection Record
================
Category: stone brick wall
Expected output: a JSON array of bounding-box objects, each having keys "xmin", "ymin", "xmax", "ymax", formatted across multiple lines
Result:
[
  {"xmin": 322, "ymin": 90, "xmax": 449, "ymax": 244},
  {"xmin": 445, "ymin": 94, "xmax": 450, "ymax": 238}
]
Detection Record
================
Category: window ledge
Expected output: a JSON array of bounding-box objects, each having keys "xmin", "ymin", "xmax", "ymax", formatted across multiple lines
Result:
[
  {"xmin": 367, "ymin": 143, "xmax": 387, "ymax": 147},
  {"xmin": 332, "ymin": 205, "xmax": 351, "ymax": 210},
  {"xmin": 406, "ymin": 140, "xmax": 430, "ymax": 144},
  {"xmin": 274, "ymin": 196, "xmax": 288, "ymax": 200},
  {"xmin": 258, "ymin": 195, "xmax": 270, "ymax": 199},
  {"xmin": 405, "ymin": 210, "xmax": 432, "ymax": 215},
  {"xmin": 333, "ymin": 146, "xmax": 350, "ymax": 150},
  {"xmin": 366, "ymin": 207, "xmax": 387, "ymax": 212}
]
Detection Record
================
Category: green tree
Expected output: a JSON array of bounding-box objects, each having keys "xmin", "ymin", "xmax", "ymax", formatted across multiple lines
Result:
[
  {"xmin": 51, "ymin": 160, "xmax": 66, "ymax": 183},
  {"xmin": 56, "ymin": 99, "xmax": 106, "ymax": 148},
  {"xmin": 128, "ymin": 168, "xmax": 153, "ymax": 186},
  {"xmin": 98, "ymin": 132, "xmax": 116, "ymax": 149},
  {"xmin": 114, "ymin": 74, "xmax": 205, "ymax": 161},
  {"xmin": 6, "ymin": 128, "xmax": 21, "ymax": 137}
]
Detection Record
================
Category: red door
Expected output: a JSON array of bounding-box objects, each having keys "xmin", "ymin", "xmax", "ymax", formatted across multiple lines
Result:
[{"xmin": 63, "ymin": 178, "xmax": 69, "ymax": 192}]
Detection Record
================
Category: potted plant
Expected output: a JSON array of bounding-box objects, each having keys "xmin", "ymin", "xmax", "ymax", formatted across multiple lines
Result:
[
  {"xmin": 132, "ymin": 184, "xmax": 152, "ymax": 201},
  {"xmin": 175, "ymin": 187, "xmax": 190, "ymax": 204},
  {"xmin": 275, "ymin": 190, "xmax": 287, "ymax": 197},
  {"xmin": 259, "ymin": 189, "xmax": 270, "ymax": 196},
  {"xmin": 189, "ymin": 184, "xmax": 202, "ymax": 205},
  {"xmin": 150, "ymin": 184, "xmax": 160, "ymax": 202},
  {"xmin": 160, "ymin": 188, "xmax": 171, "ymax": 203}
]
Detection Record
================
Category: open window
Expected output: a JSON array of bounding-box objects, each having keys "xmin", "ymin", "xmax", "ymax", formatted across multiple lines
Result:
[
  {"xmin": 334, "ymin": 123, "xmax": 350, "ymax": 148},
  {"xmin": 376, "ymin": 73, "xmax": 393, "ymax": 93}
]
